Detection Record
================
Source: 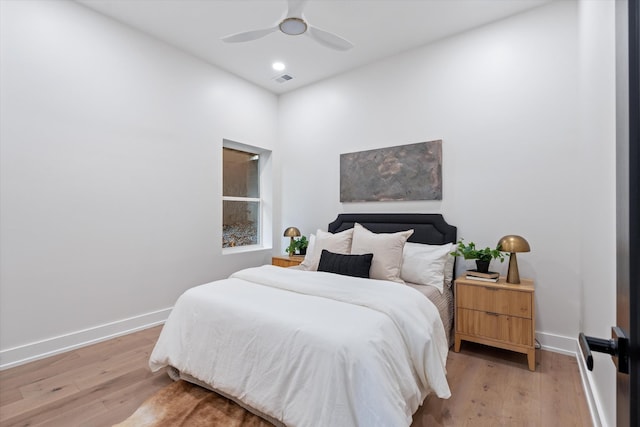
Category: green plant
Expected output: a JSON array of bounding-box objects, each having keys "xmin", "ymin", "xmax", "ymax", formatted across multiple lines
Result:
[
  {"xmin": 287, "ymin": 235, "xmax": 309, "ymax": 255},
  {"xmin": 296, "ymin": 235, "xmax": 309, "ymax": 251},
  {"xmin": 451, "ymin": 239, "xmax": 508, "ymax": 263}
]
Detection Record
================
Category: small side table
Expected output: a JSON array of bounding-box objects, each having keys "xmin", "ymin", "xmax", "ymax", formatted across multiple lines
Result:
[
  {"xmin": 272, "ymin": 255, "xmax": 305, "ymax": 268},
  {"xmin": 454, "ymin": 275, "xmax": 536, "ymax": 371}
]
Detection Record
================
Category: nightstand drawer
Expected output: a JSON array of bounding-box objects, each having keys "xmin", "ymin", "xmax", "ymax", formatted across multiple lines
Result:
[
  {"xmin": 457, "ymin": 308, "xmax": 533, "ymax": 346},
  {"xmin": 272, "ymin": 255, "xmax": 304, "ymax": 267},
  {"xmin": 456, "ymin": 283, "xmax": 532, "ymax": 318}
]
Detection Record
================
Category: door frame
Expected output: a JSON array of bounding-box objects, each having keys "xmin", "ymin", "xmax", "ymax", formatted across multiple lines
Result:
[{"xmin": 615, "ymin": 0, "xmax": 639, "ymax": 425}]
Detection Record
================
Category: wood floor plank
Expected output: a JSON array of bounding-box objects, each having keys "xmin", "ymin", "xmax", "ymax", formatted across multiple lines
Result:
[
  {"xmin": 1, "ymin": 329, "xmax": 156, "ymax": 393},
  {"xmin": 0, "ymin": 351, "xmax": 81, "ymax": 393},
  {"xmin": 30, "ymin": 401, "xmax": 108, "ymax": 427},
  {"xmin": 2, "ymin": 367, "xmax": 156, "ymax": 427},
  {"xmin": 73, "ymin": 338, "xmax": 153, "ymax": 362},
  {"xmin": 14, "ymin": 344, "xmax": 150, "ymax": 406},
  {"xmin": 0, "ymin": 385, "xmax": 23, "ymax": 407},
  {"xmin": 0, "ymin": 353, "xmax": 76, "ymax": 382},
  {"xmin": 72, "ymin": 346, "xmax": 153, "ymax": 390},
  {"xmin": 539, "ymin": 350, "xmax": 591, "ymax": 426},
  {"xmin": 0, "ymin": 381, "xmax": 81, "ymax": 425},
  {"xmin": 0, "ymin": 326, "xmax": 592, "ymax": 427}
]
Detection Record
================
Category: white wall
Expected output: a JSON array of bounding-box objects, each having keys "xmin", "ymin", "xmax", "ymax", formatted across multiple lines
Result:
[
  {"xmin": 0, "ymin": 0, "xmax": 278, "ymax": 367},
  {"xmin": 578, "ymin": 1, "xmax": 617, "ymax": 426}
]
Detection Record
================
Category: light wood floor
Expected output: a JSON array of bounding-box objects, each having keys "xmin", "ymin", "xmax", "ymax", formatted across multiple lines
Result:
[
  {"xmin": 414, "ymin": 342, "xmax": 592, "ymax": 426},
  {"xmin": 0, "ymin": 326, "xmax": 592, "ymax": 427}
]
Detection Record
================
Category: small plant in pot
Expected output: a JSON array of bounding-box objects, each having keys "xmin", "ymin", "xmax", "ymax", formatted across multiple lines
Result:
[
  {"xmin": 451, "ymin": 239, "xmax": 508, "ymax": 273},
  {"xmin": 287, "ymin": 236, "xmax": 309, "ymax": 256},
  {"xmin": 296, "ymin": 235, "xmax": 309, "ymax": 255}
]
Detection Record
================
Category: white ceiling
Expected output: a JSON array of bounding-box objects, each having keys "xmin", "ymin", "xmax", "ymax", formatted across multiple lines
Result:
[{"xmin": 77, "ymin": 0, "xmax": 550, "ymax": 94}]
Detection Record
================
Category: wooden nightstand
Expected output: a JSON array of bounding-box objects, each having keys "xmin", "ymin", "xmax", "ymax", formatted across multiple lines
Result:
[
  {"xmin": 454, "ymin": 275, "xmax": 536, "ymax": 371},
  {"xmin": 271, "ymin": 255, "xmax": 305, "ymax": 267}
]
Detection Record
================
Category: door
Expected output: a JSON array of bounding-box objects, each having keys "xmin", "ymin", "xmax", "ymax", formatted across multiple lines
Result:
[
  {"xmin": 616, "ymin": 0, "xmax": 640, "ymax": 426},
  {"xmin": 616, "ymin": 0, "xmax": 639, "ymax": 424},
  {"xmin": 579, "ymin": 1, "xmax": 638, "ymax": 425}
]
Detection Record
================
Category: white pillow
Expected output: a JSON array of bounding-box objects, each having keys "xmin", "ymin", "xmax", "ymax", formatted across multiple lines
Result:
[
  {"xmin": 299, "ymin": 233, "xmax": 316, "ymax": 269},
  {"xmin": 350, "ymin": 223, "xmax": 413, "ymax": 284},
  {"xmin": 400, "ymin": 242, "xmax": 453, "ymax": 293},
  {"xmin": 444, "ymin": 243, "xmax": 457, "ymax": 288},
  {"xmin": 299, "ymin": 228, "xmax": 354, "ymax": 271}
]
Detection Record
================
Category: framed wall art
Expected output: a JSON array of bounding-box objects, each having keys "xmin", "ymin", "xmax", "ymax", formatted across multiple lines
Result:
[{"xmin": 340, "ymin": 140, "xmax": 442, "ymax": 202}]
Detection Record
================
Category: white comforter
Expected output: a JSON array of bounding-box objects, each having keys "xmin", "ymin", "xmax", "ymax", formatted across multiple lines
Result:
[{"xmin": 149, "ymin": 265, "xmax": 450, "ymax": 427}]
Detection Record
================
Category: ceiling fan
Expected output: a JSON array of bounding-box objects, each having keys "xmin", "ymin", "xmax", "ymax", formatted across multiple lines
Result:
[{"xmin": 221, "ymin": 0, "xmax": 353, "ymax": 51}]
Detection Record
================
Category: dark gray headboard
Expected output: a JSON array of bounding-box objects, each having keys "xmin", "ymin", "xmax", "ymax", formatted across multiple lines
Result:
[{"xmin": 327, "ymin": 213, "xmax": 457, "ymax": 245}]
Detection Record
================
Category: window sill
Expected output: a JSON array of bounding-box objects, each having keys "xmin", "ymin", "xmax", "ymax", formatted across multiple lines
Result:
[{"xmin": 222, "ymin": 245, "xmax": 272, "ymax": 255}]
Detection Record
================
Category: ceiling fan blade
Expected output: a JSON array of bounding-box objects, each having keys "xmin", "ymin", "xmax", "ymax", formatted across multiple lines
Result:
[
  {"xmin": 286, "ymin": 0, "xmax": 310, "ymax": 18},
  {"xmin": 221, "ymin": 26, "xmax": 278, "ymax": 43},
  {"xmin": 306, "ymin": 25, "xmax": 353, "ymax": 51}
]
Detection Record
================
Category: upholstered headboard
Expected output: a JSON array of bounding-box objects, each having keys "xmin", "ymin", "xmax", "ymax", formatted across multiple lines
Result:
[{"xmin": 327, "ymin": 213, "xmax": 457, "ymax": 245}]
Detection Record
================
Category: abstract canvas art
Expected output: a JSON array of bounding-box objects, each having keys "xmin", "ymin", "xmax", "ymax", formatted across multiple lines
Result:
[{"xmin": 340, "ymin": 140, "xmax": 442, "ymax": 202}]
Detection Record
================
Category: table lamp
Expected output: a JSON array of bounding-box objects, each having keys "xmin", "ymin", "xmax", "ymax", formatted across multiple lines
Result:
[
  {"xmin": 283, "ymin": 226, "xmax": 301, "ymax": 256},
  {"xmin": 497, "ymin": 235, "xmax": 530, "ymax": 284}
]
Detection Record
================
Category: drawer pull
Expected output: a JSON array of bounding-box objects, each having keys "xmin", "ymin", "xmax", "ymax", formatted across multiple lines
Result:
[{"xmin": 484, "ymin": 286, "xmax": 499, "ymax": 291}]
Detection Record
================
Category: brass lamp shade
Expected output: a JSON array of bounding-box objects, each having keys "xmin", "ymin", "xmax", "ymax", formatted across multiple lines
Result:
[
  {"xmin": 283, "ymin": 227, "xmax": 301, "ymax": 256},
  {"xmin": 283, "ymin": 227, "xmax": 301, "ymax": 238},
  {"xmin": 498, "ymin": 235, "xmax": 530, "ymax": 284}
]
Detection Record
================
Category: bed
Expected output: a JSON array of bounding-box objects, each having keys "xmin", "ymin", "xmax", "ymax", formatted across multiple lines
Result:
[{"xmin": 149, "ymin": 213, "xmax": 457, "ymax": 427}]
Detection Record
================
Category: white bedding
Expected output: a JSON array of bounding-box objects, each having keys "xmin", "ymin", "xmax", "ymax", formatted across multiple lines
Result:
[{"xmin": 149, "ymin": 265, "xmax": 450, "ymax": 427}]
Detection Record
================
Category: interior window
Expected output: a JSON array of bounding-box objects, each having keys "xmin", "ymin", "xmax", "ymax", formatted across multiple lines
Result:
[{"xmin": 222, "ymin": 146, "xmax": 261, "ymax": 248}]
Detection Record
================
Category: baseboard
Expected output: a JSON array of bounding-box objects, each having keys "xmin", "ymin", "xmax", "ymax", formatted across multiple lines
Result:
[
  {"xmin": 536, "ymin": 330, "xmax": 578, "ymax": 355},
  {"xmin": 0, "ymin": 307, "xmax": 172, "ymax": 370},
  {"xmin": 575, "ymin": 341, "xmax": 606, "ymax": 427}
]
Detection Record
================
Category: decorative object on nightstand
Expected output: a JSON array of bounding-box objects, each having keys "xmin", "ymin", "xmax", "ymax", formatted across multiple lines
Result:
[
  {"xmin": 272, "ymin": 255, "xmax": 305, "ymax": 268},
  {"xmin": 497, "ymin": 235, "xmax": 530, "ymax": 284},
  {"xmin": 454, "ymin": 275, "xmax": 536, "ymax": 371},
  {"xmin": 451, "ymin": 239, "xmax": 508, "ymax": 273},
  {"xmin": 283, "ymin": 226, "xmax": 301, "ymax": 256},
  {"xmin": 286, "ymin": 234, "xmax": 308, "ymax": 256},
  {"xmin": 465, "ymin": 269, "xmax": 499, "ymax": 282}
]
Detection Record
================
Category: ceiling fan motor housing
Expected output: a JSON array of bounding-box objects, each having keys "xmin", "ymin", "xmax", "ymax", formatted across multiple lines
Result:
[{"xmin": 279, "ymin": 17, "xmax": 307, "ymax": 35}]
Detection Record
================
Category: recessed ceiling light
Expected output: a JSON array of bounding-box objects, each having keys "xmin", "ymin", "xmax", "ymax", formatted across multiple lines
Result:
[{"xmin": 272, "ymin": 62, "xmax": 286, "ymax": 71}]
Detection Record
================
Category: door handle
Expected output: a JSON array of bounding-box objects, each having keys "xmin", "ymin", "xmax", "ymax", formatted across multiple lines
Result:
[{"xmin": 578, "ymin": 326, "xmax": 629, "ymax": 373}]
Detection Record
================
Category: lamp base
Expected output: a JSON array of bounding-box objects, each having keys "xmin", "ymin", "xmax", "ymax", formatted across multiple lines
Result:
[
  {"xmin": 506, "ymin": 253, "xmax": 520, "ymax": 284},
  {"xmin": 288, "ymin": 237, "xmax": 295, "ymax": 256}
]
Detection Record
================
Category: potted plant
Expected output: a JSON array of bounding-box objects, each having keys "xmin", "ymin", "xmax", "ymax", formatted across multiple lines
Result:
[
  {"xmin": 451, "ymin": 239, "xmax": 508, "ymax": 273},
  {"xmin": 287, "ymin": 236, "xmax": 309, "ymax": 256},
  {"xmin": 296, "ymin": 235, "xmax": 309, "ymax": 255}
]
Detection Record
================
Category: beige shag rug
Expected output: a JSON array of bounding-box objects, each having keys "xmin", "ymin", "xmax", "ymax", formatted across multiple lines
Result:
[{"xmin": 114, "ymin": 380, "xmax": 274, "ymax": 427}]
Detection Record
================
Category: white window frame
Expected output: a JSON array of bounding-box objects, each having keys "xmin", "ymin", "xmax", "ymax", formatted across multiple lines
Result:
[{"xmin": 222, "ymin": 139, "xmax": 272, "ymax": 253}]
